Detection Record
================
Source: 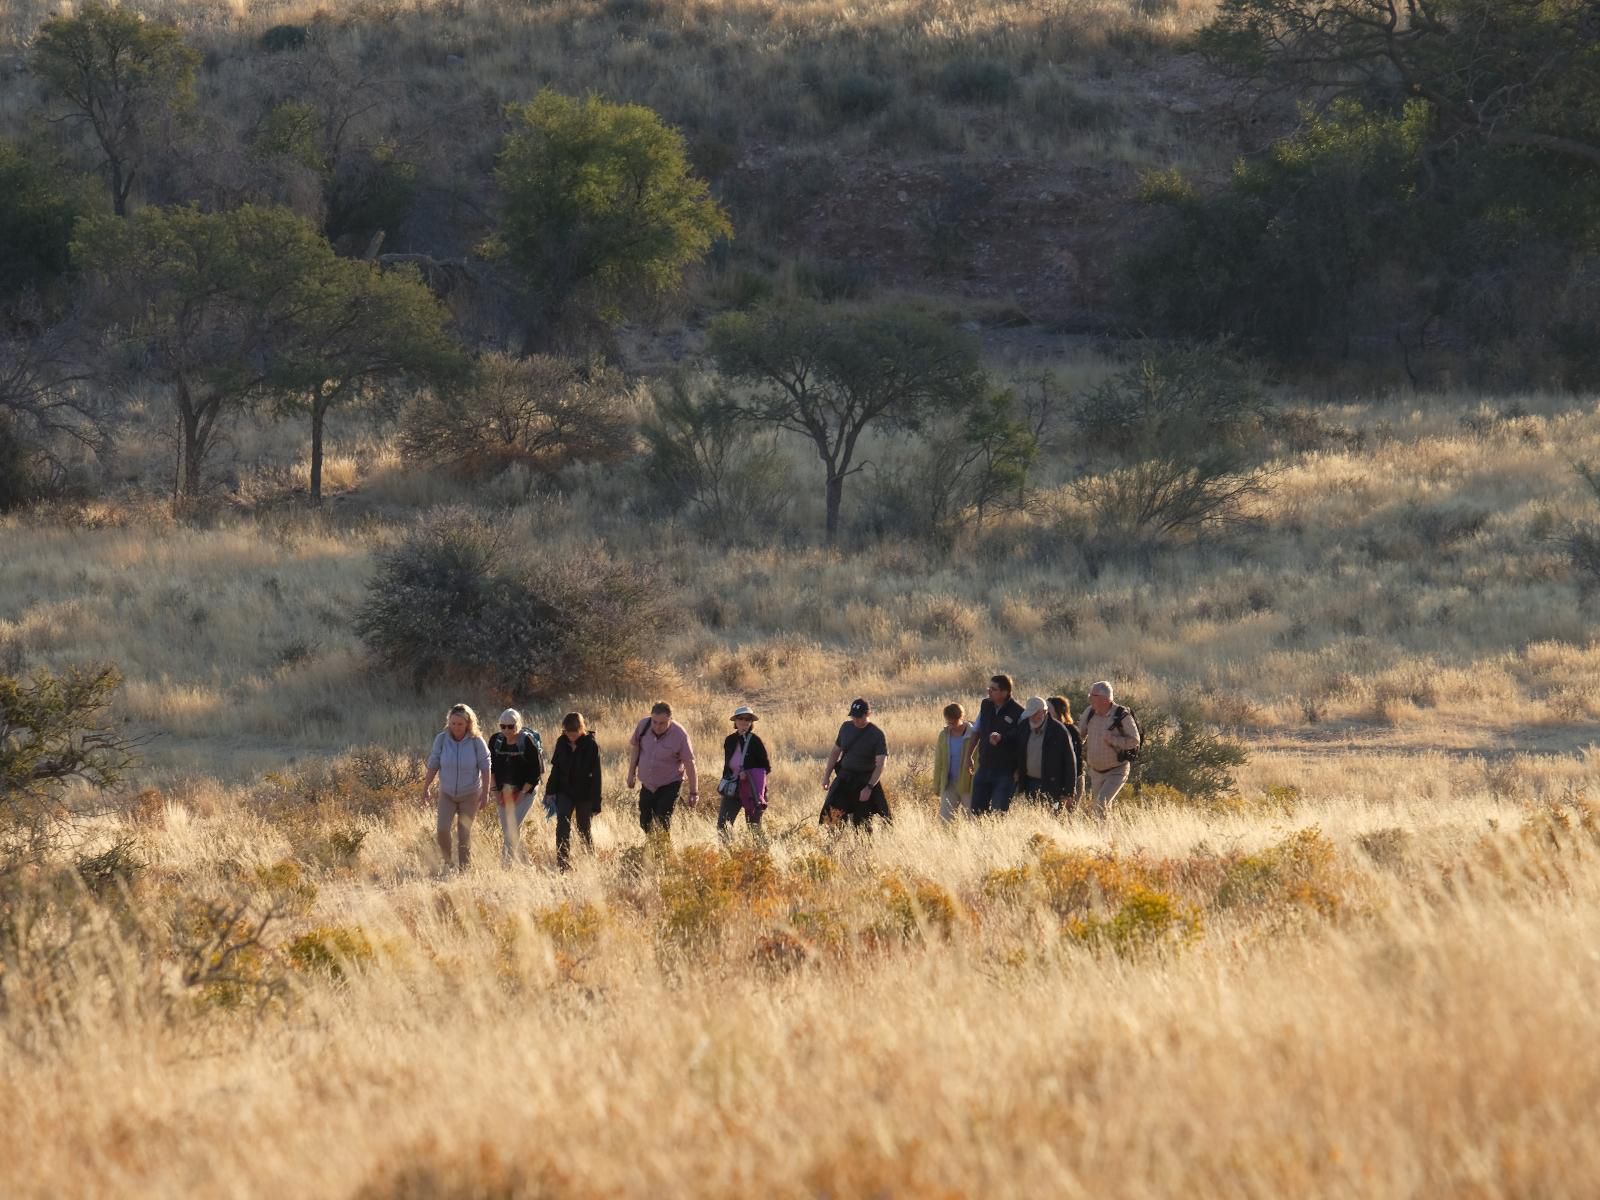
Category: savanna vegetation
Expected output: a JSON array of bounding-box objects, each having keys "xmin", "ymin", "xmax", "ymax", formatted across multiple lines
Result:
[{"xmin": 2, "ymin": 0, "xmax": 1598, "ymax": 1195}]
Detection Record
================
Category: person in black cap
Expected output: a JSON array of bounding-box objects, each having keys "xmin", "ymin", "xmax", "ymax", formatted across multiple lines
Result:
[{"xmin": 819, "ymin": 698, "xmax": 891, "ymax": 829}]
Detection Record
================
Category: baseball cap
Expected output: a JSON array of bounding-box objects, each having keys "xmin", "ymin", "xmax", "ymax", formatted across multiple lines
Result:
[{"xmin": 848, "ymin": 698, "xmax": 870, "ymax": 717}]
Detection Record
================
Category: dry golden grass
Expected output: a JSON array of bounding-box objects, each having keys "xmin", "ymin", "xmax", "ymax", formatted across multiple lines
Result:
[{"xmin": 5, "ymin": 384, "xmax": 1600, "ymax": 1196}]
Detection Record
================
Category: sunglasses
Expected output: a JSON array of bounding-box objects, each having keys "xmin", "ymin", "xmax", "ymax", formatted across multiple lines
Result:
[{"xmin": 499, "ymin": 723, "xmax": 515, "ymax": 729}]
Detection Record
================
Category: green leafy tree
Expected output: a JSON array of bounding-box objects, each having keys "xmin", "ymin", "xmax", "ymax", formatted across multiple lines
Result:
[
  {"xmin": 491, "ymin": 90, "xmax": 731, "ymax": 346},
  {"xmin": 273, "ymin": 259, "xmax": 466, "ymax": 503},
  {"xmin": 708, "ymin": 301, "xmax": 984, "ymax": 541},
  {"xmin": 1198, "ymin": 0, "xmax": 1600, "ymax": 169},
  {"xmin": 1126, "ymin": 103, "xmax": 1433, "ymax": 356},
  {"xmin": 1130, "ymin": 0, "xmax": 1600, "ymax": 369},
  {"xmin": 74, "ymin": 205, "xmax": 325, "ymax": 502},
  {"xmin": 30, "ymin": 2, "xmax": 200, "ymax": 217},
  {"xmin": 75, "ymin": 204, "xmax": 450, "ymax": 505},
  {"xmin": 1, "ymin": 665, "xmax": 135, "ymax": 879},
  {"xmin": 0, "ymin": 140, "xmax": 94, "ymax": 317}
]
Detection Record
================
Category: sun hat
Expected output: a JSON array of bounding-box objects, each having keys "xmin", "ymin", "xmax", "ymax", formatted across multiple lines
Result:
[
  {"xmin": 1021, "ymin": 696, "xmax": 1047, "ymax": 720},
  {"xmin": 498, "ymin": 709, "xmax": 521, "ymax": 727},
  {"xmin": 1089, "ymin": 681, "xmax": 1114, "ymax": 701},
  {"xmin": 730, "ymin": 705, "xmax": 759, "ymax": 722}
]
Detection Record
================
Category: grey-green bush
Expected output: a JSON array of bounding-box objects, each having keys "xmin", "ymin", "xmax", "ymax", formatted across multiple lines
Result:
[{"xmin": 353, "ymin": 508, "xmax": 667, "ymax": 698}]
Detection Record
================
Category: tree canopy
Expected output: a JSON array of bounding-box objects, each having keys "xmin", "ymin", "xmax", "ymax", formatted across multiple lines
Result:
[
  {"xmin": 709, "ymin": 301, "xmax": 985, "ymax": 540},
  {"xmin": 30, "ymin": 2, "xmax": 199, "ymax": 216},
  {"xmin": 492, "ymin": 90, "xmax": 731, "ymax": 346},
  {"xmin": 75, "ymin": 203, "xmax": 460, "ymax": 504}
]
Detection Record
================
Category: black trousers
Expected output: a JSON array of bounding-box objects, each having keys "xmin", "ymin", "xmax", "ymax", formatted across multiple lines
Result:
[
  {"xmin": 820, "ymin": 774, "xmax": 892, "ymax": 829},
  {"xmin": 1020, "ymin": 777, "xmax": 1069, "ymax": 813},
  {"xmin": 638, "ymin": 780, "xmax": 682, "ymax": 836},
  {"xmin": 555, "ymin": 797, "xmax": 596, "ymax": 870}
]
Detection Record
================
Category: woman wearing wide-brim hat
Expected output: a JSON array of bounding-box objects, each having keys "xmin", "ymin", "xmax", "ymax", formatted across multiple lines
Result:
[{"xmin": 718, "ymin": 705, "xmax": 771, "ymax": 842}]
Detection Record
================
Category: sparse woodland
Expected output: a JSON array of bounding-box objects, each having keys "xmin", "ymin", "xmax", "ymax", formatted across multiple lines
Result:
[{"xmin": 2, "ymin": 0, "xmax": 1600, "ymax": 1196}]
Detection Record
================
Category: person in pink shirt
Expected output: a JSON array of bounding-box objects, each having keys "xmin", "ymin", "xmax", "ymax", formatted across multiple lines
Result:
[{"xmin": 626, "ymin": 701, "xmax": 698, "ymax": 841}]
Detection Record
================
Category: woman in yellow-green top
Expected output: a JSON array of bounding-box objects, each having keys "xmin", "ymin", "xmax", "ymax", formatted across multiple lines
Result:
[{"xmin": 935, "ymin": 702, "xmax": 975, "ymax": 823}]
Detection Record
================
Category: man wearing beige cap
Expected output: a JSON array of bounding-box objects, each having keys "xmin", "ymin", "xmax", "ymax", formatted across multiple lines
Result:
[
  {"xmin": 1017, "ymin": 695, "xmax": 1077, "ymax": 813},
  {"xmin": 1078, "ymin": 681, "xmax": 1140, "ymax": 817}
]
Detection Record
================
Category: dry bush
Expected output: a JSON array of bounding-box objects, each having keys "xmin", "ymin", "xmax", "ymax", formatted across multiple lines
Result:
[
  {"xmin": 353, "ymin": 507, "xmax": 670, "ymax": 698},
  {"xmin": 400, "ymin": 353, "xmax": 637, "ymax": 483}
]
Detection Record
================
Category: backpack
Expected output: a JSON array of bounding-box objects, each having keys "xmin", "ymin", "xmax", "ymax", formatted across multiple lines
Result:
[
  {"xmin": 1063, "ymin": 721, "xmax": 1084, "ymax": 779},
  {"xmin": 522, "ymin": 729, "xmax": 545, "ymax": 781},
  {"xmin": 1110, "ymin": 705, "xmax": 1142, "ymax": 763}
]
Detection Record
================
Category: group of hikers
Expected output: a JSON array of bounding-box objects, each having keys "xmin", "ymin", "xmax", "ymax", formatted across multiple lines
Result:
[{"xmin": 419, "ymin": 674, "xmax": 1141, "ymax": 872}]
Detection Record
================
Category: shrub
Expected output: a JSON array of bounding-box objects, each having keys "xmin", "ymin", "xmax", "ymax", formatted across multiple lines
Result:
[
  {"xmin": 1121, "ymin": 100, "xmax": 1431, "ymax": 357},
  {"xmin": 533, "ymin": 900, "xmax": 604, "ymax": 955},
  {"xmin": 1074, "ymin": 456, "xmax": 1272, "ymax": 540},
  {"xmin": 400, "ymin": 353, "xmax": 637, "ymax": 483},
  {"xmin": 1073, "ymin": 344, "xmax": 1270, "ymax": 453},
  {"xmin": 812, "ymin": 71, "xmax": 894, "ymax": 122},
  {"xmin": 324, "ymin": 140, "xmax": 418, "ymax": 250},
  {"xmin": 1059, "ymin": 685, "xmax": 1247, "ymax": 803},
  {"xmin": 353, "ymin": 508, "xmax": 667, "ymax": 697},
  {"xmin": 1133, "ymin": 699, "xmax": 1248, "ymax": 802},
  {"xmin": 1213, "ymin": 828, "xmax": 1346, "ymax": 917},
  {"xmin": 0, "ymin": 413, "xmax": 47, "ymax": 511},
  {"xmin": 288, "ymin": 924, "xmax": 375, "ymax": 980},
  {"xmin": 864, "ymin": 389, "xmax": 1037, "ymax": 545},
  {"xmin": 936, "ymin": 58, "xmax": 1015, "ymax": 104},
  {"xmin": 1066, "ymin": 886, "xmax": 1201, "ymax": 958},
  {"xmin": 259, "ymin": 23, "xmax": 310, "ymax": 52},
  {"xmin": 1, "ymin": 664, "xmax": 135, "ymax": 880},
  {"xmin": 1070, "ymin": 346, "xmax": 1275, "ymax": 538},
  {"xmin": 640, "ymin": 376, "xmax": 793, "ymax": 538}
]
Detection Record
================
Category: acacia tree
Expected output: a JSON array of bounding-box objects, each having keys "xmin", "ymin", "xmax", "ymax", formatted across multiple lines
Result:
[
  {"xmin": 708, "ymin": 301, "xmax": 984, "ymax": 541},
  {"xmin": 74, "ymin": 206, "xmax": 321, "ymax": 503},
  {"xmin": 491, "ymin": 90, "xmax": 731, "ymax": 348},
  {"xmin": 274, "ymin": 260, "xmax": 466, "ymax": 503},
  {"xmin": 30, "ymin": 2, "xmax": 199, "ymax": 217}
]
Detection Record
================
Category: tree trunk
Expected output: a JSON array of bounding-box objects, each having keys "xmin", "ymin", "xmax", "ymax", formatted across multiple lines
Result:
[
  {"xmin": 309, "ymin": 393, "xmax": 326, "ymax": 505},
  {"xmin": 110, "ymin": 157, "xmax": 130, "ymax": 218},
  {"xmin": 824, "ymin": 472, "xmax": 844, "ymax": 542},
  {"xmin": 179, "ymin": 395, "xmax": 203, "ymax": 501}
]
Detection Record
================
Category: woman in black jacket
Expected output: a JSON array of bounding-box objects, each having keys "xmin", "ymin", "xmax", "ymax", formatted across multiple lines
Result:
[
  {"xmin": 544, "ymin": 711, "xmax": 602, "ymax": 871},
  {"xmin": 717, "ymin": 705, "xmax": 771, "ymax": 842}
]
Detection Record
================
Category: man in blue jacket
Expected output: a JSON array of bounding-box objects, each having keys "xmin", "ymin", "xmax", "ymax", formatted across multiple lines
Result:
[{"xmin": 965, "ymin": 673, "xmax": 1025, "ymax": 815}]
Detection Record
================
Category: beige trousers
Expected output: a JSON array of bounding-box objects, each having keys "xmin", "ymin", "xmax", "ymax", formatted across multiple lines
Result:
[
  {"xmin": 939, "ymin": 785, "xmax": 972, "ymax": 823},
  {"xmin": 1085, "ymin": 764, "xmax": 1130, "ymax": 818},
  {"xmin": 436, "ymin": 791, "xmax": 482, "ymax": 868}
]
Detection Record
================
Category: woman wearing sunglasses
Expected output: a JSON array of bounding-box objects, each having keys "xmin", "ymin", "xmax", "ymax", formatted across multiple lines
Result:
[{"xmin": 488, "ymin": 709, "xmax": 544, "ymax": 865}]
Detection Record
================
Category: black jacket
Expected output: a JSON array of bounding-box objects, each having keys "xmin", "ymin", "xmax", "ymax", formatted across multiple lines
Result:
[
  {"xmin": 722, "ymin": 731, "xmax": 771, "ymax": 778},
  {"xmin": 488, "ymin": 730, "xmax": 543, "ymax": 790},
  {"xmin": 975, "ymin": 695, "xmax": 1026, "ymax": 771},
  {"xmin": 1019, "ymin": 717, "xmax": 1079, "ymax": 799},
  {"xmin": 546, "ymin": 732, "xmax": 602, "ymax": 810}
]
